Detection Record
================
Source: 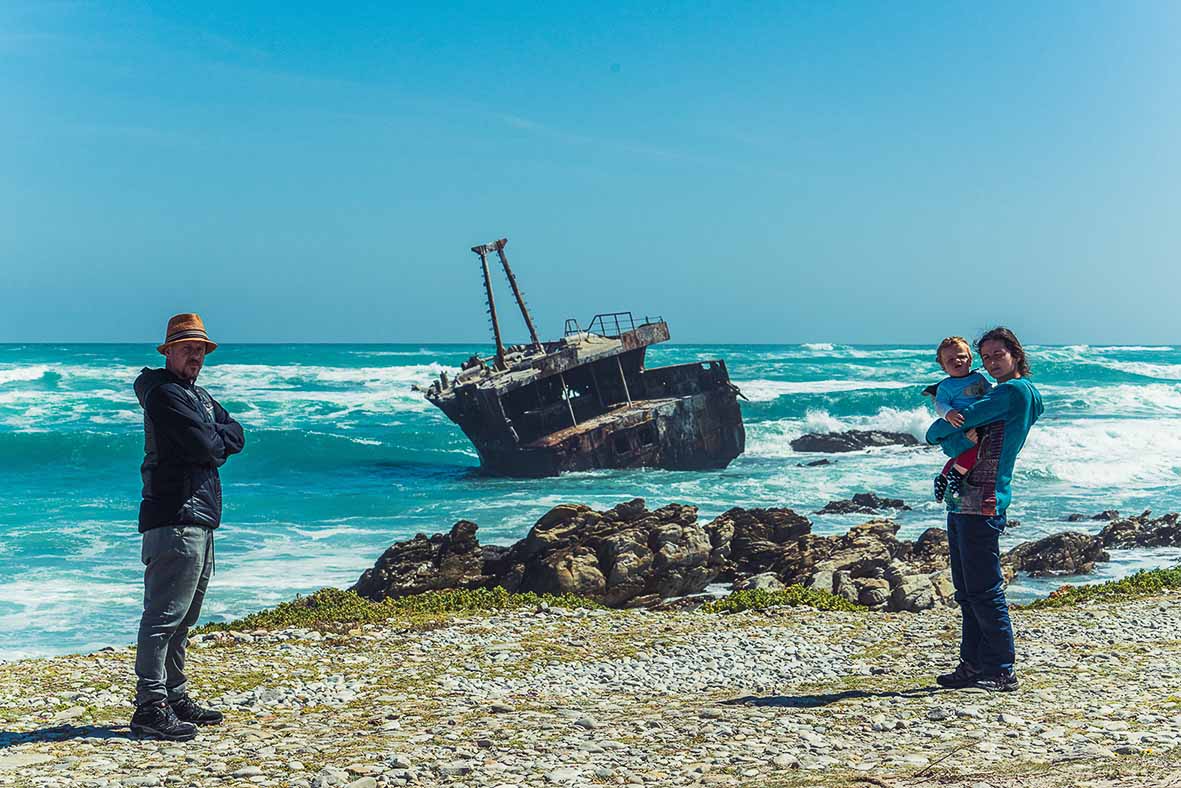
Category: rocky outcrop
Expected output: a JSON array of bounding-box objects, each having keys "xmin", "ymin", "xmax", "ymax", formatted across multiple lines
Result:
[
  {"xmin": 1099, "ymin": 511, "xmax": 1181, "ymax": 548},
  {"xmin": 1067, "ymin": 509, "xmax": 1124, "ymax": 522},
  {"xmin": 355, "ymin": 503, "xmax": 1181, "ymax": 612},
  {"xmin": 489, "ymin": 499, "xmax": 716, "ymax": 607},
  {"xmin": 789, "ymin": 430, "xmax": 921, "ymax": 453},
  {"xmin": 354, "ymin": 500, "xmax": 962, "ymax": 613},
  {"xmin": 1003, "ymin": 533, "xmax": 1110, "ymax": 577},
  {"xmin": 815, "ymin": 492, "xmax": 911, "ymax": 515},
  {"xmin": 705, "ymin": 506, "xmax": 821, "ymax": 584},
  {"xmin": 1003, "ymin": 510, "xmax": 1181, "ymax": 578},
  {"xmin": 351, "ymin": 520, "xmax": 493, "ymax": 601}
]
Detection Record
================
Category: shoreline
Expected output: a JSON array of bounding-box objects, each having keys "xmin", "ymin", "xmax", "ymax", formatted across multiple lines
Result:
[
  {"xmin": 2, "ymin": 590, "xmax": 1181, "ymax": 787},
  {"xmin": 7, "ymin": 501, "xmax": 1181, "ymax": 664}
]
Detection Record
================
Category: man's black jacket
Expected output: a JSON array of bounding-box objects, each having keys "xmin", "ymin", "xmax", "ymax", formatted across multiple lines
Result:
[{"xmin": 134, "ymin": 367, "xmax": 246, "ymax": 532}]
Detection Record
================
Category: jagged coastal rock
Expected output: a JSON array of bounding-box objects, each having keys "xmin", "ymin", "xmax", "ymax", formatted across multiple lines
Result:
[
  {"xmin": 998, "ymin": 510, "xmax": 1181, "ymax": 579},
  {"xmin": 1003, "ymin": 532, "xmax": 1109, "ymax": 577},
  {"xmin": 355, "ymin": 502, "xmax": 1181, "ymax": 614},
  {"xmin": 353, "ymin": 499, "xmax": 955, "ymax": 613},
  {"xmin": 789, "ymin": 429, "xmax": 921, "ymax": 453},
  {"xmin": 815, "ymin": 492, "xmax": 912, "ymax": 515},
  {"xmin": 1098, "ymin": 511, "xmax": 1181, "ymax": 548}
]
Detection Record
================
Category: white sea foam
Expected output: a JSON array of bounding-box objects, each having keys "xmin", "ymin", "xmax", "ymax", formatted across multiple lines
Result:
[
  {"xmin": 736, "ymin": 379, "xmax": 914, "ymax": 401},
  {"xmin": 1039, "ymin": 383, "xmax": 1181, "ymax": 416},
  {"xmin": 0, "ymin": 361, "xmax": 451, "ymax": 429},
  {"xmin": 801, "ymin": 342, "xmax": 836, "ymax": 351},
  {"xmin": 0, "ymin": 365, "xmax": 53, "ymax": 385},
  {"xmin": 1092, "ymin": 346, "xmax": 1174, "ymax": 353},
  {"xmin": 1088, "ymin": 359, "xmax": 1181, "ymax": 381},
  {"xmin": 347, "ymin": 348, "xmax": 437, "ymax": 357},
  {"xmin": 745, "ymin": 405, "xmax": 935, "ymax": 458},
  {"xmin": 1019, "ymin": 418, "xmax": 1181, "ymax": 488}
]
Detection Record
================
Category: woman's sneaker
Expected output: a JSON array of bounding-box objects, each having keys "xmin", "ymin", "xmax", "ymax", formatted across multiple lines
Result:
[
  {"xmin": 974, "ymin": 669, "xmax": 1019, "ymax": 692},
  {"xmin": 935, "ymin": 661, "xmax": 979, "ymax": 688},
  {"xmin": 130, "ymin": 701, "xmax": 198, "ymax": 741},
  {"xmin": 169, "ymin": 694, "xmax": 224, "ymax": 725}
]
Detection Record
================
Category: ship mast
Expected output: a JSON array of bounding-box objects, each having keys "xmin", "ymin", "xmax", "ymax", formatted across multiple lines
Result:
[
  {"xmin": 492, "ymin": 239, "xmax": 541, "ymax": 349},
  {"xmin": 471, "ymin": 243, "xmax": 506, "ymax": 369},
  {"xmin": 471, "ymin": 237, "xmax": 543, "ymax": 366}
]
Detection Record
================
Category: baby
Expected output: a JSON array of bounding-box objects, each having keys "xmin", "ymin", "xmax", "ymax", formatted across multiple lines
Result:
[{"xmin": 924, "ymin": 336, "xmax": 992, "ymax": 502}]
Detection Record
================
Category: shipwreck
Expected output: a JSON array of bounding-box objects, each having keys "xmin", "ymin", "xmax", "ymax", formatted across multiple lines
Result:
[{"xmin": 422, "ymin": 238, "xmax": 746, "ymax": 477}]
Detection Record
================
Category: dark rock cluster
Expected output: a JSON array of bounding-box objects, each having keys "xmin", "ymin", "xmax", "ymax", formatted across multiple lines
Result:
[
  {"xmin": 789, "ymin": 430, "xmax": 921, "ymax": 453},
  {"xmin": 353, "ymin": 498, "xmax": 955, "ymax": 613},
  {"xmin": 353, "ymin": 503, "xmax": 1181, "ymax": 613},
  {"xmin": 998, "ymin": 509, "xmax": 1181, "ymax": 578},
  {"xmin": 815, "ymin": 492, "xmax": 912, "ymax": 515}
]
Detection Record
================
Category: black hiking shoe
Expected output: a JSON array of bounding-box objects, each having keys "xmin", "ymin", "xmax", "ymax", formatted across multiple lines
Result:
[
  {"xmin": 974, "ymin": 669, "xmax": 1019, "ymax": 692},
  {"xmin": 935, "ymin": 661, "xmax": 980, "ymax": 689},
  {"xmin": 130, "ymin": 701, "xmax": 198, "ymax": 741},
  {"xmin": 169, "ymin": 694, "xmax": 224, "ymax": 726},
  {"xmin": 933, "ymin": 474, "xmax": 948, "ymax": 503}
]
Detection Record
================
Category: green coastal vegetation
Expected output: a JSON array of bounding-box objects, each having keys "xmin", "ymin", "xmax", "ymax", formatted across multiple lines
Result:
[
  {"xmin": 192, "ymin": 567, "xmax": 1181, "ymax": 635},
  {"xmin": 699, "ymin": 585, "xmax": 863, "ymax": 614},
  {"xmin": 1021, "ymin": 565, "xmax": 1181, "ymax": 610},
  {"xmin": 194, "ymin": 584, "xmax": 863, "ymax": 634},
  {"xmin": 193, "ymin": 587, "xmax": 602, "ymax": 634}
]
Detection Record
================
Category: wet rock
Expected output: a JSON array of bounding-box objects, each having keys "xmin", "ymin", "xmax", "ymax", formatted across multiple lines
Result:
[
  {"xmin": 789, "ymin": 430, "xmax": 921, "ymax": 453},
  {"xmin": 1003, "ymin": 532, "xmax": 1109, "ymax": 576},
  {"xmin": 815, "ymin": 492, "xmax": 911, "ymax": 515}
]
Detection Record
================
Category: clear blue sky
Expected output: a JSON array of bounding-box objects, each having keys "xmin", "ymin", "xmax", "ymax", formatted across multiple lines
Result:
[{"xmin": 2, "ymin": 1, "xmax": 1179, "ymax": 344}]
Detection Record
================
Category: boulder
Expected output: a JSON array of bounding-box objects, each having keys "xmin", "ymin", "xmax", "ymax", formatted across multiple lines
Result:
[
  {"xmin": 499, "ymin": 499, "xmax": 716, "ymax": 607},
  {"xmin": 815, "ymin": 492, "xmax": 911, "ymax": 515},
  {"xmin": 706, "ymin": 506, "xmax": 819, "ymax": 584},
  {"xmin": 789, "ymin": 430, "xmax": 921, "ymax": 453},
  {"xmin": 1003, "ymin": 532, "xmax": 1109, "ymax": 577},
  {"xmin": 1099, "ymin": 512, "xmax": 1181, "ymax": 548},
  {"xmin": 733, "ymin": 572, "xmax": 787, "ymax": 592},
  {"xmin": 351, "ymin": 520, "xmax": 491, "ymax": 601},
  {"xmin": 354, "ymin": 502, "xmax": 975, "ymax": 613}
]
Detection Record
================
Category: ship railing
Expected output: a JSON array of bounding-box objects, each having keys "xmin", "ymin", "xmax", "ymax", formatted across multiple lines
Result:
[{"xmin": 564, "ymin": 312, "xmax": 664, "ymax": 339}]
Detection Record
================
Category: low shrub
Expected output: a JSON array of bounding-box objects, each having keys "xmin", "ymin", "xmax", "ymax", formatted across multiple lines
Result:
[
  {"xmin": 1021, "ymin": 566, "xmax": 1181, "ymax": 610},
  {"xmin": 195, "ymin": 586, "xmax": 603, "ymax": 633},
  {"xmin": 701, "ymin": 585, "xmax": 863, "ymax": 614}
]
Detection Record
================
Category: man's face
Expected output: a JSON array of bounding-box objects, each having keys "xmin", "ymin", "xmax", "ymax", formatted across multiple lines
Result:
[{"xmin": 165, "ymin": 341, "xmax": 206, "ymax": 382}]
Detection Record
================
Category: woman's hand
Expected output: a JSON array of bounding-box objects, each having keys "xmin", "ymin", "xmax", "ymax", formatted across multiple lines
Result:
[
  {"xmin": 965, "ymin": 428, "xmax": 979, "ymax": 444},
  {"xmin": 946, "ymin": 410, "xmax": 965, "ymax": 428}
]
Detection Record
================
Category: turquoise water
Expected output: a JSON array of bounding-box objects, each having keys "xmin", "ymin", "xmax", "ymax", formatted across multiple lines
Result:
[{"xmin": 3, "ymin": 342, "xmax": 1181, "ymax": 660}]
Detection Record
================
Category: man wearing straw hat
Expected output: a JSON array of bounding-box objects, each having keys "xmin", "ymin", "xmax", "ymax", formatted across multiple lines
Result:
[{"xmin": 130, "ymin": 314, "xmax": 245, "ymax": 740}]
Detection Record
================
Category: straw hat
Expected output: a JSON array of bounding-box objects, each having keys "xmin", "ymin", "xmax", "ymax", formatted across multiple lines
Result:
[{"xmin": 157, "ymin": 313, "xmax": 218, "ymax": 354}]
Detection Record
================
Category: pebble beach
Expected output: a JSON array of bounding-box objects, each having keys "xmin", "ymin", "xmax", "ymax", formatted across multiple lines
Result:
[{"xmin": 3, "ymin": 593, "xmax": 1181, "ymax": 787}]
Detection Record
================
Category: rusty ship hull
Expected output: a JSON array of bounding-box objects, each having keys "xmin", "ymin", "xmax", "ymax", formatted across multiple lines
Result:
[{"xmin": 423, "ymin": 240, "xmax": 745, "ymax": 477}]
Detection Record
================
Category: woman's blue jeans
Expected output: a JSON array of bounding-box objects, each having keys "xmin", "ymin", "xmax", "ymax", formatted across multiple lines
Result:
[{"xmin": 946, "ymin": 513, "xmax": 1015, "ymax": 674}]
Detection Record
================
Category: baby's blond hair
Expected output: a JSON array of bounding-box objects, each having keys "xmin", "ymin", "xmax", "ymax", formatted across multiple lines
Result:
[{"xmin": 935, "ymin": 336, "xmax": 972, "ymax": 366}]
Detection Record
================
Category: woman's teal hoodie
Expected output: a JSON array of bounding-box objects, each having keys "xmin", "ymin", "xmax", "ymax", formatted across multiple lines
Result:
[{"xmin": 925, "ymin": 378, "xmax": 1044, "ymax": 517}]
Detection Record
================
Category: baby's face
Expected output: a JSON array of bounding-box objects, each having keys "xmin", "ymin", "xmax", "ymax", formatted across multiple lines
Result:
[{"xmin": 940, "ymin": 345, "xmax": 972, "ymax": 377}]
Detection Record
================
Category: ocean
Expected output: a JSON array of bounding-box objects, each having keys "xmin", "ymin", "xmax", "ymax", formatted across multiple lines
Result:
[{"xmin": 2, "ymin": 341, "xmax": 1180, "ymax": 661}]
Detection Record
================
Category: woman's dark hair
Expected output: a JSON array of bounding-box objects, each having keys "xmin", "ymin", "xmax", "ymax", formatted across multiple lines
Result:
[{"xmin": 976, "ymin": 326, "xmax": 1031, "ymax": 377}]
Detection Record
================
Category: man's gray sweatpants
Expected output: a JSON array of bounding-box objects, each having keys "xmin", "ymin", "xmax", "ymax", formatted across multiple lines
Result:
[{"xmin": 134, "ymin": 525, "xmax": 214, "ymax": 706}]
